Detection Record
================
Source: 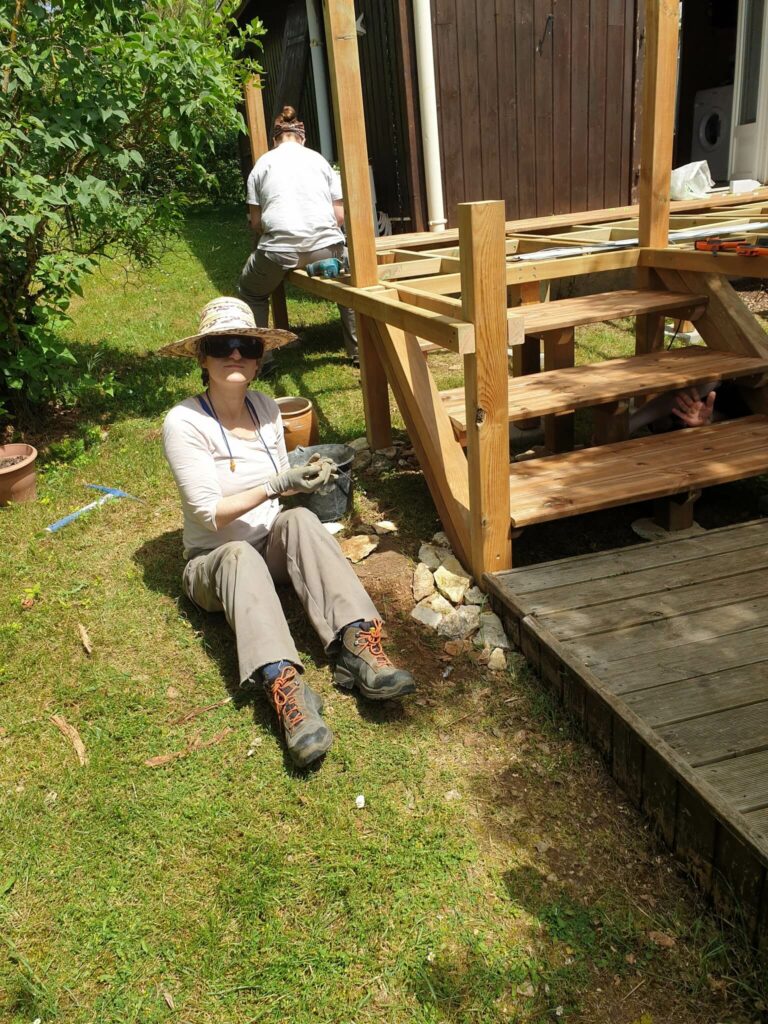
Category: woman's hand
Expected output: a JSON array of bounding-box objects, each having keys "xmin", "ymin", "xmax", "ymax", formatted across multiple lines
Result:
[
  {"xmin": 266, "ymin": 455, "xmax": 338, "ymax": 496},
  {"xmin": 671, "ymin": 388, "xmax": 716, "ymax": 428}
]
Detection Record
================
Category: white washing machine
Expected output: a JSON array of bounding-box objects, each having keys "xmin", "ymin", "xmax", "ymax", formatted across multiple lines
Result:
[{"xmin": 691, "ymin": 84, "xmax": 735, "ymax": 182}]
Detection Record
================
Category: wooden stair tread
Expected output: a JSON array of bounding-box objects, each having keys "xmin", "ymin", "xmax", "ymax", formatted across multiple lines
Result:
[
  {"xmin": 519, "ymin": 288, "xmax": 706, "ymax": 335},
  {"xmin": 441, "ymin": 347, "xmax": 768, "ymax": 433},
  {"xmin": 509, "ymin": 415, "xmax": 768, "ymax": 527}
]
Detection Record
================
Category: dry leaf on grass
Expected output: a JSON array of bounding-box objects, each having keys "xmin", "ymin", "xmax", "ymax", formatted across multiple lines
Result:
[
  {"xmin": 144, "ymin": 727, "xmax": 233, "ymax": 768},
  {"xmin": 50, "ymin": 715, "xmax": 88, "ymax": 766},
  {"xmin": 160, "ymin": 988, "xmax": 175, "ymax": 1010},
  {"xmin": 170, "ymin": 696, "xmax": 231, "ymax": 726},
  {"xmin": 77, "ymin": 623, "xmax": 92, "ymax": 656},
  {"xmin": 648, "ymin": 930, "xmax": 676, "ymax": 948}
]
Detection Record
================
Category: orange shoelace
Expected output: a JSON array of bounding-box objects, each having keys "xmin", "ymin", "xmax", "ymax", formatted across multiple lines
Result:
[
  {"xmin": 355, "ymin": 620, "xmax": 391, "ymax": 668},
  {"xmin": 270, "ymin": 668, "xmax": 304, "ymax": 731}
]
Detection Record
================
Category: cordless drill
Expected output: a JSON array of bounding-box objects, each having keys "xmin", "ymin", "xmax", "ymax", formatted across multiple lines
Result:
[{"xmin": 304, "ymin": 255, "xmax": 349, "ymax": 279}]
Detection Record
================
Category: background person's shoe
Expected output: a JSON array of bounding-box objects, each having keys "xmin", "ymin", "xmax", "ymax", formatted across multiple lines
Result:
[
  {"xmin": 262, "ymin": 664, "xmax": 333, "ymax": 767},
  {"xmin": 334, "ymin": 621, "xmax": 416, "ymax": 700}
]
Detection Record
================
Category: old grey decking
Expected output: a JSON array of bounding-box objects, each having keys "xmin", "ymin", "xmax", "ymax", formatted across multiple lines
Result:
[{"xmin": 485, "ymin": 519, "xmax": 768, "ymax": 948}]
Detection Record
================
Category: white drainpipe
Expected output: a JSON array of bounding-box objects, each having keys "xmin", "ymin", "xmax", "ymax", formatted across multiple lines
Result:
[
  {"xmin": 413, "ymin": 0, "xmax": 447, "ymax": 231},
  {"xmin": 305, "ymin": 0, "xmax": 334, "ymax": 162}
]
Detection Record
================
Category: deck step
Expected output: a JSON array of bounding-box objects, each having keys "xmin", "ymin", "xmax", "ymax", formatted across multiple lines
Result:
[
  {"xmin": 519, "ymin": 288, "xmax": 706, "ymax": 335},
  {"xmin": 441, "ymin": 346, "xmax": 768, "ymax": 437},
  {"xmin": 508, "ymin": 415, "xmax": 768, "ymax": 527}
]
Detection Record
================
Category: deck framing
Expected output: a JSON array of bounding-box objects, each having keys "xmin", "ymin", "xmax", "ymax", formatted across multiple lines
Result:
[{"xmin": 247, "ymin": 0, "xmax": 768, "ymax": 581}]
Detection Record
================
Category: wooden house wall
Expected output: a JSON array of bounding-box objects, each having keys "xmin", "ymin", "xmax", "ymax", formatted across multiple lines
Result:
[{"xmin": 431, "ymin": 0, "xmax": 643, "ymax": 225}]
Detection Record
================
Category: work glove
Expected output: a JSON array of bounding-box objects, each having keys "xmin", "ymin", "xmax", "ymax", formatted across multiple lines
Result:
[{"xmin": 264, "ymin": 454, "xmax": 338, "ymax": 496}]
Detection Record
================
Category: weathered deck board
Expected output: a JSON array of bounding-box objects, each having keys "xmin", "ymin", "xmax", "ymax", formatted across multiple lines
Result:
[{"xmin": 485, "ymin": 519, "xmax": 768, "ymax": 946}]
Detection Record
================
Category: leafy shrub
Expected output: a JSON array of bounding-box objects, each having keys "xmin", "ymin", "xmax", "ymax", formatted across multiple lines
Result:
[{"xmin": 0, "ymin": 0, "xmax": 263, "ymax": 419}]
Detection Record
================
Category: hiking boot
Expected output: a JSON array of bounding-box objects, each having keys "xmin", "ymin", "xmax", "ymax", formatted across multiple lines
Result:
[
  {"xmin": 263, "ymin": 664, "xmax": 333, "ymax": 767},
  {"xmin": 334, "ymin": 620, "xmax": 416, "ymax": 700}
]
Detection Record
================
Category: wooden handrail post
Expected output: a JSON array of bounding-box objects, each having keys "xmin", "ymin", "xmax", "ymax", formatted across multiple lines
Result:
[
  {"xmin": 322, "ymin": 0, "xmax": 392, "ymax": 449},
  {"xmin": 636, "ymin": 0, "xmax": 680, "ymax": 354},
  {"xmin": 459, "ymin": 200, "xmax": 512, "ymax": 579},
  {"xmin": 243, "ymin": 75, "xmax": 289, "ymax": 330}
]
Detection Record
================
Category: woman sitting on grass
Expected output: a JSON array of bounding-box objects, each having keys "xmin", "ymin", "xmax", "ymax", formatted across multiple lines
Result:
[{"xmin": 159, "ymin": 297, "xmax": 415, "ymax": 768}]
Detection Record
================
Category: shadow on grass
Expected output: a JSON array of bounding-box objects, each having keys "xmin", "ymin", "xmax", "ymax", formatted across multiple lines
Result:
[{"xmin": 179, "ymin": 205, "xmax": 249, "ymax": 296}]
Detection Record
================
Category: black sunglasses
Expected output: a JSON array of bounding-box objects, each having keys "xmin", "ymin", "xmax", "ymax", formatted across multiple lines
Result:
[{"xmin": 201, "ymin": 335, "xmax": 265, "ymax": 360}]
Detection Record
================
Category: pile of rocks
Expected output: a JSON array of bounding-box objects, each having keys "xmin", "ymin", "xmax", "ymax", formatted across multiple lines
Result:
[
  {"xmin": 410, "ymin": 532, "xmax": 510, "ymax": 671},
  {"xmin": 349, "ymin": 436, "xmax": 419, "ymax": 475}
]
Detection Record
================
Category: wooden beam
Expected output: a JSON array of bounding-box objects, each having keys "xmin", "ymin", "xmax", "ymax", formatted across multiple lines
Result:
[
  {"xmin": 243, "ymin": 76, "xmax": 289, "ymax": 330},
  {"xmin": 287, "ymin": 273, "xmax": 475, "ymax": 353},
  {"xmin": 542, "ymin": 328, "xmax": 576, "ymax": 453},
  {"xmin": 638, "ymin": 0, "xmax": 680, "ymax": 250},
  {"xmin": 410, "ymin": 249, "xmax": 641, "ymax": 294},
  {"xmin": 322, "ymin": 0, "xmax": 391, "ymax": 448},
  {"xmin": 642, "ymin": 248, "xmax": 768, "ymax": 279},
  {"xmin": 656, "ymin": 269, "xmax": 768, "ymax": 363},
  {"xmin": 372, "ymin": 322, "xmax": 471, "ymax": 566},
  {"xmin": 459, "ymin": 200, "xmax": 512, "ymax": 578}
]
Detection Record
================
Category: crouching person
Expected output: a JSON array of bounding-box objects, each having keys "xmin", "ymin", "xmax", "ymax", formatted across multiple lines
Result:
[{"xmin": 159, "ymin": 297, "xmax": 415, "ymax": 768}]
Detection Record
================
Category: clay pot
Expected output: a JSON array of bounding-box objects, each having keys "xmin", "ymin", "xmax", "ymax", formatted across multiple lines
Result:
[
  {"xmin": 276, "ymin": 396, "xmax": 319, "ymax": 452},
  {"xmin": 0, "ymin": 443, "xmax": 38, "ymax": 506}
]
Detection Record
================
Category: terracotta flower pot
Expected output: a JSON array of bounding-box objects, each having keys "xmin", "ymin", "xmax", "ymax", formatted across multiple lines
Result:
[
  {"xmin": 276, "ymin": 396, "xmax": 319, "ymax": 452},
  {"xmin": 0, "ymin": 443, "xmax": 38, "ymax": 506}
]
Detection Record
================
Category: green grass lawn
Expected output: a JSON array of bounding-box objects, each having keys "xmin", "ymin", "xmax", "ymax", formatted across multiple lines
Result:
[{"xmin": 1, "ymin": 206, "xmax": 766, "ymax": 1024}]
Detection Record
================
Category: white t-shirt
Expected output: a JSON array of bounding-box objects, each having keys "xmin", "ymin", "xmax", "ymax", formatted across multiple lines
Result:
[
  {"xmin": 246, "ymin": 144, "xmax": 345, "ymax": 254},
  {"xmin": 162, "ymin": 391, "xmax": 290, "ymax": 557}
]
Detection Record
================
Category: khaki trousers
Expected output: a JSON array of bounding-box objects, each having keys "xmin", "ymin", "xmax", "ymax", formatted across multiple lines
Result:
[
  {"xmin": 238, "ymin": 244, "xmax": 358, "ymax": 358},
  {"xmin": 183, "ymin": 507, "xmax": 378, "ymax": 685}
]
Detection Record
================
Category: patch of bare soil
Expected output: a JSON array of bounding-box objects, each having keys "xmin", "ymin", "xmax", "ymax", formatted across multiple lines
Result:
[{"xmin": 735, "ymin": 279, "xmax": 768, "ymax": 315}]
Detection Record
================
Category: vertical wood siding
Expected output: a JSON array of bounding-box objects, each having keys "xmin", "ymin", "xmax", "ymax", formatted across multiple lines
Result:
[{"xmin": 431, "ymin": 0, "xmax": 642, "ymax": 225}]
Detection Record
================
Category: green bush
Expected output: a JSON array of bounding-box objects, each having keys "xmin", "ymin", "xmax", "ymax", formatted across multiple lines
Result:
[{"xmin": 0, "ymin": 0, "xmax": 263, "ymax": 420}]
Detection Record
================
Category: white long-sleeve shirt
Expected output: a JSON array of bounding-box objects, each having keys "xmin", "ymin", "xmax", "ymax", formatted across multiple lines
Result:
[{"xmin": 162, "ymin": 392, "xmax": 289, "ymax": 557}]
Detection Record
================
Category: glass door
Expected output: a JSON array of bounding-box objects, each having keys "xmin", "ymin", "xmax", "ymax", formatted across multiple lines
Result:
[{"xmin": 731, "ymin": 0, "xmax": 768, "ymax": 180}]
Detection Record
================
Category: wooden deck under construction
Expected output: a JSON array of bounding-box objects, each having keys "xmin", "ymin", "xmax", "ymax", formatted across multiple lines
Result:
[{"xmin": 485, "ymin": 519, "xmax": 768, "ymax": 949}]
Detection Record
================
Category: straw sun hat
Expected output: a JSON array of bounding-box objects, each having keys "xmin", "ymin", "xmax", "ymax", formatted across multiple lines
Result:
[{"xmin": 157, "ymin": 297, "xmax": 297, "ymax": 358}]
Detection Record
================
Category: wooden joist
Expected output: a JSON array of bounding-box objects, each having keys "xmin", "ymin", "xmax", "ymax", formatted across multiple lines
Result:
[
  {"xmin": 517, "ymin": 288, "xmax": 706, "ymax": 336},
  {"xmin": 507, "ymin": 415, "xmax": 768, "ymax": 527},
  {"xmin": 440, "ymin": 347, "xmax": 768, "ymax": 437}
]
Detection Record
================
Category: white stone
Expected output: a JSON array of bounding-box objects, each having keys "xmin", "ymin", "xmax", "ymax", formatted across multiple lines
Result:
[
  {"xmin": 412, "ymin": 562, "xmax": 435, "ymax": 602},
  {"xmin": 411, "ymin": 592, "xmax": 453, "ymax": 631},
  {"xmin": 418, "ymin": 542, "xmax": 450, "ymax": 571},
  {"xmin": 375, "ymin": 446, "xmax": 398, "ymax": 459},
  {"xmin": 372, "ymin": 519, "xmax": 398, "ymax": 535},
  {"xmin": 352, "ymin": 450, "xmax": 372, "ymax": 471},
  {"xmin": 434, "ymin": 555, "xmax": 472, "ymax": 604},
  {"xmin": 348, "ymin": 436, "xmax": 370, "ymax": 452},
  {"xmin": 464, "ymin": 586, "xmax": 486, "ymax": 606},
  {"xmin": 355, "ymin": 794, "xmax": 365, "ymax": 809},
  {"xmin": 437, "ymin": 604, "xmax": 480, "ymax": 641},
  {"xmin": 487, "ymin": 647, "xmax": 507, "ymax": 671},
  {"xmin": 432, "ymin": 531, "xmax": 451, "ymax": 548},
  {"xmin": 339, "ymin": 534, "xmax": 379, "ymax": 563},
  {"xmin": 473, "ymin": 610, "xmax": 510, "ymax": 650}
]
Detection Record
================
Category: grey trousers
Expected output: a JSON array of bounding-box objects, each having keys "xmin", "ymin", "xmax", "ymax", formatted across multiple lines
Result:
[
  {"xmin": 239, "ymin": 243, "xmax": 358, "ymax": 358},
  {"xmin": 182, "ymin": 507, "xmax": 379, "ymax": 685}
]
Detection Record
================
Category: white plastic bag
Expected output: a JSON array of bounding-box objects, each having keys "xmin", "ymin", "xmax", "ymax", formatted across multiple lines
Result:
[{"xmin": 669, "ymin": 161, "xmax": 714, "ymax": 200}]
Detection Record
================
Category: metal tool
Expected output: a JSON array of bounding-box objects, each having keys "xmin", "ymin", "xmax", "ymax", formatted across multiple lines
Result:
[
  {"xmin": 46, "ymin": 484, "xmax": 143, "ymax": 533},
  {"xmin": 694, "ymin": 237, "xmax": 768, "ymax": 256}
]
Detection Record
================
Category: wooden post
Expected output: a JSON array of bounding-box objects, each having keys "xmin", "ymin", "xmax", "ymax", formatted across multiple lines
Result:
[
  {"xmin": 459, "ymin": 201, "xmax": 512, "ymax": 579},
  {"xmin": 542, "ymin": 328, "xmax": 575, "ymax": 453},
  {"xmin": 509, "ymin": 282, "xmax": 543, "ymax": 431},
  {"xmin": 322, "ymin": 0, "xmax": 392, "ymax": 449},
  {"xmin": 243, "ymin": 76, "xmax": 290, "ymax": 330},
  {"xmin": 636, "ymin": 0, "xmax": 680, "ymax": 355}
]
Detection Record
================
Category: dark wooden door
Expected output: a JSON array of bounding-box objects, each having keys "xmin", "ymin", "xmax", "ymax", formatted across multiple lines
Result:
[{"xmin": 431, "ymin": 0, "xmax": 642, "ymax": 224}]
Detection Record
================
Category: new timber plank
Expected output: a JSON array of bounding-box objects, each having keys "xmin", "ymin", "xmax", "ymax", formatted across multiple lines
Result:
[
  {"xmin": 440, "ymin": 348, "xmax": 768, "ymax": 433},
  {"xmin": 518, "ymin": 288, "xmax": 704, "ymax": 335},
  {"xmin": 508, "ymin": 416, "xmax": 768, "ymax": 527}
]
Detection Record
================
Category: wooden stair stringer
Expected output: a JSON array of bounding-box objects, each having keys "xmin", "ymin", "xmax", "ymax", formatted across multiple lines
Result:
[{"xmin": 372, "ymin": 320, "xmax": 471, "ymax": 568}]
